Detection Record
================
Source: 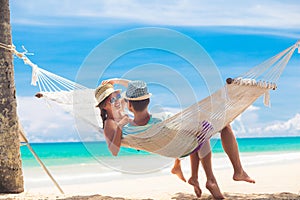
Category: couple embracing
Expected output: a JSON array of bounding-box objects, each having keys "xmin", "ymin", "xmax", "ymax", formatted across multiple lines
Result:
[{"xmin": 95, "ymin": 79, "xmax": 255, "ymax": 199}]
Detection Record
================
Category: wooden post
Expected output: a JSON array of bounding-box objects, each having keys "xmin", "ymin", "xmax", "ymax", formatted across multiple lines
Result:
[{"xmin": 18, "ymin": 126, "xmax": 64, "ymax": 194}]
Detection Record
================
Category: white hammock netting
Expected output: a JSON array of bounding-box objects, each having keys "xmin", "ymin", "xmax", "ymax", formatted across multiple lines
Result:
[{"xmin": 3, "ymin": 41, "xmax": 299, "ymax": 158}]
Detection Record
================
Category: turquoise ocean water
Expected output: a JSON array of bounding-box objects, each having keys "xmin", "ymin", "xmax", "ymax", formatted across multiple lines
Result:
[{"xmin": 21, "ymin": 136, "xmax": 300, "ymax": 168}]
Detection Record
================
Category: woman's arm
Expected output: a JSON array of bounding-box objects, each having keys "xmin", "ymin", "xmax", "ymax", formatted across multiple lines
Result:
[
  {"xmin": 103, "ymin": 116, "xmax": 129, "ymax": 156},
  {"xmin": 102, "ymin": 78, "xmax": 130, "ymax": 87}
]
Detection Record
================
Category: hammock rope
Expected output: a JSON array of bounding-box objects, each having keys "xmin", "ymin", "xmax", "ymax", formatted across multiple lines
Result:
[{"xmin": 1, "ymin": 41, "xmax": 299, "ymax": 158}]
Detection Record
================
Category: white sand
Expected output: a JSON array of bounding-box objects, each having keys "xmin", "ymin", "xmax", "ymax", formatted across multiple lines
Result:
[{"xmin": 1, "ymin": 151, "xmax": 300, "ymax": 200}]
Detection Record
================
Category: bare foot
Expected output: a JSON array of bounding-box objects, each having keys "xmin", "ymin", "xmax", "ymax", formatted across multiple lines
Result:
[
  {"xmin": 188, "ymin": 178, "xmax": 202, "ymax": 198},
  {"xmin": 233, "ymin": 170, "xmax": 255, "ymax": 183},
  {"xmin": 171, "ymin": 163, "xmax": 186, "ymax": 182},
  {"xmin": 206, "ymin": 179, "xmax": 224, "ymax": 199}
]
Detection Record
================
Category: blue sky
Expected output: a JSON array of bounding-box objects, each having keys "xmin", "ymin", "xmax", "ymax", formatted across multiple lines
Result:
[{"xmin": 9, "ymin": 0, "xmax": 300, "ymax": 142}]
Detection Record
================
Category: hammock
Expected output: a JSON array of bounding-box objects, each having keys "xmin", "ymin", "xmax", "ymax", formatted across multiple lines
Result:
[{"xmin": 4, "ymin": 41, "xmax": 300, "ymax": 158}]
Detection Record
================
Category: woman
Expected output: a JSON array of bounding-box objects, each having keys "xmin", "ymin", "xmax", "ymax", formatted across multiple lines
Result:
[{"xmin": 95, "ymin": 83, "xmax": 130, "ymax": 156}]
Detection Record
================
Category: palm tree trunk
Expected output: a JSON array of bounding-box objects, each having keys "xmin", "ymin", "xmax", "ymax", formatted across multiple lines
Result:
[{"xmin": 0, "ymin": 0, "xmax": 24, "ymax": 193}]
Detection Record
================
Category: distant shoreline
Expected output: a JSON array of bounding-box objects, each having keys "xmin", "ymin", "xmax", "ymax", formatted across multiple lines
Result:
[{"xmin": 21, "ymin": 135, "xmax": 300, "ymax": 144}]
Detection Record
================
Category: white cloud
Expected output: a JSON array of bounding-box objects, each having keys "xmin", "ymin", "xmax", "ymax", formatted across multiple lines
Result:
[
  {"xmin": 232, "ymin": 105, "xmax": 260, "ymax": 134},
  {"xmin": 17, "ymin": 96, "xmax": 79, "ymax": 142},
  {"xmin": 232, "ymin": 105, "xmax": 300, "ymax": 137},
  {"xmin": 10, "ymin": 0, "xmax": 300, "ymax": 29},
  {"xmin": 264, "ymin": 113, "xmax": 300, "ymax": 133},
  {"xmin": 17, "ymin": 95, "xmax": 105, "ymax": 143}
]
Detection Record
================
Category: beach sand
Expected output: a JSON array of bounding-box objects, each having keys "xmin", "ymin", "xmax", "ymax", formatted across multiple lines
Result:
[{"xmin": 1, "ymin": 152, "xmax": 300, "ymax": 200}]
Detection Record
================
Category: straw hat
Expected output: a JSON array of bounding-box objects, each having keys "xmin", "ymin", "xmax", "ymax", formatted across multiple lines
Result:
[
  {"xmin": 125, "ymin": 80, "xmax": 152, "ymax": 101},
  {"xmin": 95, "ymin": 83, "xmax": 121, "ymax": 105}
]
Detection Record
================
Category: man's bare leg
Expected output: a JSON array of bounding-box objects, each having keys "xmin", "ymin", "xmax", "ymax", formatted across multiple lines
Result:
[
  {"xmin": 171, "ymin": 158, "xmax": 186, "ymax": 182},
  {"xmin": 200, "ymin": 150, "xmax": 224, "ymax": 199},
  {"xmin": 220, "ymin": 125, "xmax": 255, "ymax": 183},
  {"xmin": 187, "ymin": 151, "xmax": 202, "ymax": 198}
]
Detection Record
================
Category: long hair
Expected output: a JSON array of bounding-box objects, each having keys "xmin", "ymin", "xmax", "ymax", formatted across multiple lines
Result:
[
  {"xmin": 98, "ymin": 96, "xmax": 109, "ymax": 128},
  {"xmin": 100, "ymin": 108, "xmax": 107, "ymax": 129}
]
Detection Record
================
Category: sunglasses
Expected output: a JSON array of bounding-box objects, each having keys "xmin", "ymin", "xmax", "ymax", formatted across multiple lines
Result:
[{"xmin": 109, "ymin": 93, "xmax": 121, "ymax": 104}]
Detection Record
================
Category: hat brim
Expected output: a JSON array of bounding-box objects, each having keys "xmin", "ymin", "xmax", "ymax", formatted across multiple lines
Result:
[
  {"xmin": 125, "ymin": 93, "xmax": 152, "ymax": 101},
  {"xmin": 95, "ymin": 89, "xmax": 121, "ymax": 106}
]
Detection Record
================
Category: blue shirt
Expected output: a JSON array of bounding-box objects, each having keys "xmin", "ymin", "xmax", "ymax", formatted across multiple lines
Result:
[{"xmin": 122, "ymin": 112, "xmax": 172, "ymax": 136}]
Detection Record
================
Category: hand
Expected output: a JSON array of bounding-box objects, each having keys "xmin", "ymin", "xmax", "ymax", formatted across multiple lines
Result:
[
  {"xmin": 101, "ymin": 78, "xmax": 118, "ymax": 86},
  {"xmin": 101, "ymin": 78, "xmax": 130, "ymax": 87},
  {"xmin": 118, "ymin": 115, "xmax": 130, "ymax": 128}
]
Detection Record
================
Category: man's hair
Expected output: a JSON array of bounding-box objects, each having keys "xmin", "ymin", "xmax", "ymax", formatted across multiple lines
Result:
[{"xmin": 129, "ymin": 98, "xmax": 150, "ymax": 112}]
